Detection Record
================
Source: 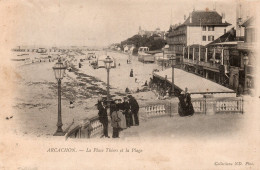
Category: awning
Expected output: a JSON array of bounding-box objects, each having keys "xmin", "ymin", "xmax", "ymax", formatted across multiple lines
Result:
[{"xmin": 153, "ymin": 68, "xmax": 235, "ymax": 94}]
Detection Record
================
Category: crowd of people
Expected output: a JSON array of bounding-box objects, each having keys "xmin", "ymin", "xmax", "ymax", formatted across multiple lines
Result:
[
  {"xmin": 97, "ymin": 95, "xmax": 139, "ymax": 138},
  {"xmin": 96, "ymin": 85, "xmax": 194, "ymax": 138}
]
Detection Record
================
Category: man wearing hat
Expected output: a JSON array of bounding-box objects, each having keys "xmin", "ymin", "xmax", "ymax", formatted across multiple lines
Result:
[
  {"xmin": 128, "ymin": 95, "xmax": 139, "ymax": 126},
  {"xmin": 122, "ymin": 96, "xmax": 133, "ymax": 127},
  {"xmin": 97, "ymin": 96, "xmax": 110, "ymax": 138},
  {"xmin": 110, "ymin": 102, "xmax": 121, "ymax": 138}
]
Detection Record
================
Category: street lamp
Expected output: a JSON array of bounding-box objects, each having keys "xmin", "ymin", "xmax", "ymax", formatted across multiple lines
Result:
[
  {"xmin": 104, "ymin": 56, "xmax": 113, "ymax": 103},
  {"xmin": 169, "ymin": 55, "xmax": 176, "ymax": 96},
  {"xmin": 53, "ymin": 58, "xmax": 66, "ymax": 136},
  {"xmin": 162, "ymin": 45, "xmax": 169, "ymax": 71},
  {"xmin": 162, "ymin": 48, "xmax": 165, "ymax": 71},
  {"xmin": 243, "ymin": 54, "xmax": 249, "ymax": 94}
]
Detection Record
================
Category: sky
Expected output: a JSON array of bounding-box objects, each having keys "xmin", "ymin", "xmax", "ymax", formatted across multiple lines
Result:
[{"xmin": 0, "ymin": 0, "xmax": 253, "ymax": 47}]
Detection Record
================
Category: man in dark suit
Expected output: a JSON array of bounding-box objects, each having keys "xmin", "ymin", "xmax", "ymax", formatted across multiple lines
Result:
[
  {"xmin": 122, "ymin": 97, "xmax": 133, "ymax": 127},
  {"xmin": 97, "ymin": 98, "xmax": 110, "ymax": 138},
  {"xmin": 128, "ymin": 95, "xmax": 139, "ymax": 126}
]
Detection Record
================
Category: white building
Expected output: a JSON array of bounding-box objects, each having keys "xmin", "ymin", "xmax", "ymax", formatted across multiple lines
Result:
[
  {"xmin": 167, "ymin": 9, "xmax": 231, "ymax": 61},
  {"xmin": 123, "ymin": 45, "xmax": 135, "ymax": 54},
  {"xmin": 236, "ymin": 0, "xmax": 256, "ymax": 38}
]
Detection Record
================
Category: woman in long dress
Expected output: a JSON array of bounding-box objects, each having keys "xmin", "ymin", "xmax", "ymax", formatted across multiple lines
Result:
[
  {"xmin": 178, "ymin": 88, "xmax": 194, "ymax": 117},
  {"xmin": 115, "ymin": 99, "xmax": 127, "ymax": 130},
  {"xmin": 111, "ymin": 103, "xmax": 121, "ymax": 138}
]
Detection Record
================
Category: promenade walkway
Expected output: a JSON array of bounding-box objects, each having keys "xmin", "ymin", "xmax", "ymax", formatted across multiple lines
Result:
[{"xmin": 116, "ymin": 113, "xmax": 243, "ymax": 140}]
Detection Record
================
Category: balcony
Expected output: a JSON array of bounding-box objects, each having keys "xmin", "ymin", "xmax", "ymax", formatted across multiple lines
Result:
[
  {"xmin": 167, "ymin": 30, "xmax": 186, "ymax": 37},
  {"xmin": 237, "ymin": 42, "xmax": 255, "ymax": 50},
  {"xmin": 183, "ymin": 58, "xmax": 221, "ymax": 71}
]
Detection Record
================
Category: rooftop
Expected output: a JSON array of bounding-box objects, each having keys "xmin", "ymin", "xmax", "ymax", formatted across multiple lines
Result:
[
  {"xmin": 184, "ymin": 10, "xmax": 231, "ymax": 26},
  {"xmin": 172, "ymin": 10, "xmax": 231, "ymax": 30},
  {"xmin": 206, "ymin": 27, "xmax": 237, "ymax": 46}
]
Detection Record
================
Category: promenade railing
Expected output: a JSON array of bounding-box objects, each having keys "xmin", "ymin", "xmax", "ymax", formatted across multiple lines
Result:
[
  {"xmin": 66, "ymin": 97, "xmax": 243, "ymax": 139},
  {"xmin": 65, "ymin": 115, "xmax": 103, "ymax": 139},
  {"xmin": 139, "ymin": 97, "xmax": 243, "ymax": 120}
]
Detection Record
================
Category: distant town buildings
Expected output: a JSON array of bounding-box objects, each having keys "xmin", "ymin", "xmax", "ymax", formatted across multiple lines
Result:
[
  {"xmin": 138, "ymin": 26, "xmax": 166, "ymax": 40},
  {"xmin": 11, "ymin": 46, "xmax": 97, "ymax": 53},
  {"xmin": 123, "ymin": 44, "xmax": 135, "ymax": 54}
]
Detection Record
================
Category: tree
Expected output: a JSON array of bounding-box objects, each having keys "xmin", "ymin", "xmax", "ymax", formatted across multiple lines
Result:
[{"xmin": 120, "ymin": 34, "xmax": 166, "ymax": 52}]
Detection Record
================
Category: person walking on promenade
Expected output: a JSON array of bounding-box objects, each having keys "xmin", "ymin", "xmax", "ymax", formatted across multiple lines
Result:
[
  {"xmin": 128, "ymin": 95, "xmax": 139, "ymax": 126},
  {"xmin": 97, "ymin": 97, "xmax": 110, "ymax": 138},
  {"xmin": 122, "ymin": 96, "xmax": 133, "ymax": 127},
  {"xmin": 111, "ymin": 103, "xmax": 121, "ymax": 138},
  {"xmin": 184, "ymin": 88, "xmax": 194, "ymax": 116}
]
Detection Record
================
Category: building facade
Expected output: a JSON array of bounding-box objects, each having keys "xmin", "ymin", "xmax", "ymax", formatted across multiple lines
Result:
[
  {"xmin": 237, "ymin": 17, "xmax": 256, "ymax": 95},
  {"xmin": 167, "ymin": 10, "xmax": 231, "ymax": 64},
  {"xmin": 236, "ymin": 0, "xmax": 256, "ymax": 38}
]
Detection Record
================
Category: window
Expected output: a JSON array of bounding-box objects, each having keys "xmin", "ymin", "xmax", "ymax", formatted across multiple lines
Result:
[
  {"xmin": 202, "ymin": 36, "xmax": 207, "ymax": 41},
  {"xmin": 208, "ymin": 26, "xmax": 215, "ymax": 31},
  {"xmin": 208, "ymin": 35, "xmax": 214, "ymax": 41},
  {"xmin": 202, "ymin": 26, "xmax": 206, "ymax": 31}
]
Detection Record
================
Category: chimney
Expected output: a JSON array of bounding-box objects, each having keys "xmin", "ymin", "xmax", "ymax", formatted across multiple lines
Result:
[
  {"xmin": 222, "ymin": 13, "xmax": 226, "ymax": 23},
  {"xmin": 184, "ymin": 15, "xmax": 186, "ymax": 21},
  {"xmin": 189, "ymin": 13, "xmax": 192, "ymax": 23}
]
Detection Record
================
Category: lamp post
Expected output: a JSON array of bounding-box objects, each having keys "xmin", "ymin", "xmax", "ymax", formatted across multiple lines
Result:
[
  {"xmin": 53, "ymin": 58, "xmax": 66, "ymax": 136},
  {"xmin": 104, "ymin": 56, "xmax": 113, "ymax": 104},
  {"xmin": 243, "ymin": 54, "xmax": 249, "ymax": 94},
  {"xmin": 169, "ymin": 55, "xmax": 176, "ymax": 96},
  {"xmin": 162, "ymin": 49, "xmax": 164, "ymax": 71}
]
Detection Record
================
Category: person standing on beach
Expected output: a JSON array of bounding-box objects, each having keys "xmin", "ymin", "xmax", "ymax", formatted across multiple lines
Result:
[
  {"xmin": 97, "ymin": 98, "xmax": 110, "ymax": 138},
  {"xmin": 130, "ymin": 69, "xmax": 133, "ymax": 77}
]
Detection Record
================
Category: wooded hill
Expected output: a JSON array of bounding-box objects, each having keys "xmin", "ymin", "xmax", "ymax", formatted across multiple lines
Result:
[{"xmin": 120, "ymin": 34, "xmax": 166, "ymax": 55}]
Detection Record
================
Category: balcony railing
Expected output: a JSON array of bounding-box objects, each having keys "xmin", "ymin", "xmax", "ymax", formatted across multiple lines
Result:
[
  {"xmin": 167, "ymin": 30, "xmax": 186, "ymax": 37},
  {"xmin": 237, "ymin": 42, "xmax": 255, "ymax": 50},
  {"xmin": 183, "ymin": 58, "xmax": 221, "ymax": 70}
]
